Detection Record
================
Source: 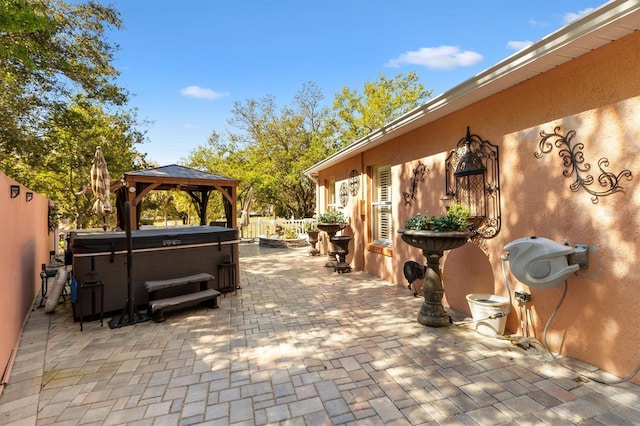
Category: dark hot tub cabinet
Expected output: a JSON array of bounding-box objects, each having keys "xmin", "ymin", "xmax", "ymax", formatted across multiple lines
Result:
[{"xmin": 70, "ymin": 226, "xmax": 239, "ymax": 319}]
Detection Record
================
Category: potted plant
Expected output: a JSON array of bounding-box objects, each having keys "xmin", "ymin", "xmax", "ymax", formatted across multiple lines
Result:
[
  {"xmin": 403, "ymin": 203, "xmax": 472, "ymax": 232},
  {"xmin": 316, "ymin": 209, "xmax": 348, "ymax": 268},
  {"xmin": 306, "ymin": 222, "xmax": 321, "ymax": 256},
  {"xmin": 399, "ymin": 203, "xmax": 473, "ymax": 253},
  {"xmin": 316, "ymin": 209, "xmax": 347, "ymax": 224}
]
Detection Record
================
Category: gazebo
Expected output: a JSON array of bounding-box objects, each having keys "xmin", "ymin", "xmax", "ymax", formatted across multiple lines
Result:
[{"xmin": 110, "ymin": 165, "xmax": 239, "ymax": 231}]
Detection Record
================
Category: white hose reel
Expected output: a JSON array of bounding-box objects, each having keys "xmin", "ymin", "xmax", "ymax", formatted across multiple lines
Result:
[{"xmin": 504, "ymin": 236, "xmax": 587, "ymax": 288}]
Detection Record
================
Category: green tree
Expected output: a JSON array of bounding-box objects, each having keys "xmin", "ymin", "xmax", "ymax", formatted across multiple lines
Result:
[
  {"xmin": 1, "ymin": 1, "xmax": 148, "ymax": 228},
  {"xmin": 141, "ymin": 190, "xmax": 181, "ymax": 226},
  {"xmin": 225, "ymin": 82, "xmax": 333, "ymax": 218},
  {"xmin": 185, "ymin": 131, "xmax": 244, "ymax": 222},
  {"xmin": 331, "ymin": 71, "xmax": 432, "ymax": 148},
  {"xmin": 0, "ymin": 0, "xmax": 127, "ymax": 160},
  {"xmin": 5, "ymin": 97, "xmax": 148, "ymax": 229},
  {"xmin": 186, "ymin": 74, "xmax": 431, "ymax": 219}
]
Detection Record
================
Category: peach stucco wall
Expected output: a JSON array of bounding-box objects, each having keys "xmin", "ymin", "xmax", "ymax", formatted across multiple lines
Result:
[
  {"xmin": 316, "ymin": 31, "xmax": 640, "ymax": 382},
  {"xmin": 0, "ymin": 172, "xmax": 53, "ymax": 390}
]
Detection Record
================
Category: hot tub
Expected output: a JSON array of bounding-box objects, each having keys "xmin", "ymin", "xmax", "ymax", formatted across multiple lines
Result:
[{"xmin": 69, "ymin": 226, "xmax": 239, "ymax": 319}]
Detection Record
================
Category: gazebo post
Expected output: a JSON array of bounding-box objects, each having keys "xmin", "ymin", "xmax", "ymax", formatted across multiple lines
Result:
[
  {"xmin": 127, "ymin": 188, "xmax": 137, "ymax": 230},
  {"xmin": 229, "ymin": 186, "xmax": 237, "ymax": 228},
  {"xmin": 199, "ymin": 190, "xmax": 210, "ymax": 225}
]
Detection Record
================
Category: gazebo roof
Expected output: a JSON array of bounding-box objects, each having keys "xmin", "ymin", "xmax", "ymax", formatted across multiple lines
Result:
[
  {"xmin": 111, "ymin": 164, "xmax": 239, "ymax": 230},
  {"xmin": 113, "ymin": 164, "xmax": 238, "ymax": 191}
]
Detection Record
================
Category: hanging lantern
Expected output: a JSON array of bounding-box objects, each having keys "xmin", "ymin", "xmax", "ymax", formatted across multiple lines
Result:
[{"xmin": 445, "ymin": 127, "xmax": 501, "ymax": 238}]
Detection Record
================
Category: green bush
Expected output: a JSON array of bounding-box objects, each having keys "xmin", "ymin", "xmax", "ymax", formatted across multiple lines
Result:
[{"xmin": 283, "ymin": 228, "xmax": 298, "ymax": 239}]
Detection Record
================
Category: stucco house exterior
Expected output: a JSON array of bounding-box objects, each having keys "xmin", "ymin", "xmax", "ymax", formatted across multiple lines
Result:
[{"xmin": 305, "ymin": 0, "xmax": 640, "ymax": 384}]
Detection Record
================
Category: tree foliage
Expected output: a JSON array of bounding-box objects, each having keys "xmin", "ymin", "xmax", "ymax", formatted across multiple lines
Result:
[
  {"xmin": 12, "ymin": 97, "xmax": 148, "ymax": 228},
  {"xmin": 211, "ymin": 82, "xmax": 334, "ymax": 218},
  {"xmin": 331, "ymin": 71, "xmax": 432, "ymax": 148},
  {"xmin": 1, "ymin": 0, "xmax": 433, "ymax": 225},
  {"xmin": 0, "ymin": 0, "xmax": 147, "ymax": 228},
  {"xmin": 1, "ymin": 0, "xmax": 128, "ymax": 158},
  {"xmin": 185, "ymin": 131, "xmax": 244, "ymax": 221},
  {"xmin": 230, "ymin": 83, "xmax": 330, "ymax": 217},
  {"xmin": 187, "ymin": 74, "xmax": 431, "ymax": 219}
]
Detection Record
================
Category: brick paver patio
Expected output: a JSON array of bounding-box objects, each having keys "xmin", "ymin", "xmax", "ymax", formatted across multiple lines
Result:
[{"xmin": 1, "ymin": 243, "xmax": 639, "ymax": 425}]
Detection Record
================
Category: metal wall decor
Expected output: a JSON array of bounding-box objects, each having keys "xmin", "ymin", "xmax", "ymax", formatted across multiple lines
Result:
[
  {"xmin": 348, "ymin": 169, "xmax": 360, "ymax": 196},
  {"xmin": 402, "ymin": 161, "xmax": 428, "ymax": 205},
  {"xmin": 339, "ymin": 182, "xmax": 349, "ymax": 207},
  {"xmin": 535, "ymin": 127, "xmax": 633, "ymax": 204},
  {"xmin": 445, "ymin": 127, "xmax": 501, "ymax": 239}
]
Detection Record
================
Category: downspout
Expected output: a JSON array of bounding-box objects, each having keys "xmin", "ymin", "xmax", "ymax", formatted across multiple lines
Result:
[{"xmin": 359, "ymin": 152, "xmax": 366, "ymax": 272}]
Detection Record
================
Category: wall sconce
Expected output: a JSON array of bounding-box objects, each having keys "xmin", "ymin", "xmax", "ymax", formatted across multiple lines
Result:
[
  {"xmin": 26, "ymin": 191, "xmax": 34, "ymax": 202},
  {"xmin": 445, "ymin": 127, "xmax": 501, "ymax": 238},
  {"xmin": 10, "ymin": 185, "xmax": 20, "ymax": 199}
]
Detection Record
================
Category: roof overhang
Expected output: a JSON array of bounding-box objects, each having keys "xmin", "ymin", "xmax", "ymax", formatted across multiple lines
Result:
[{"xmin": 304, "ymin": 0, "xmax": 640, "ymax": 176}]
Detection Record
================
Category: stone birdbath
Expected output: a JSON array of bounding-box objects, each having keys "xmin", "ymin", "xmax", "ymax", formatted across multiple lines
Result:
[{"xmin": 398, "ymin": 228, "xmax": 472, "ymax": 327}]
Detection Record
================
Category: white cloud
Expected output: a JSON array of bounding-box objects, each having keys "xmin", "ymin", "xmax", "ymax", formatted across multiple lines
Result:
[
  {"xmin": 528, "ymin": 18, "xmax": 548, "ymax": 28},
  {"xmin": 180, "ymin": 85, "xmax": 229, "ymax": 100},
  {"xmin": 563, "ymin": 8, "xmax": 595, "ymax": 25},
  {"xmin": 386, "ymin": 46, "xmax": 483, "ymax": 70},
  {"xmin": 507, "ymin": 40, "xmax": 534, "ymax": 51}
]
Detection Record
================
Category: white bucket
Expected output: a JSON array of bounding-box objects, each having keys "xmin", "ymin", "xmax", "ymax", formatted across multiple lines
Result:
[{"xmin": 466, "ymin": 293, "xmax": 510, "ymax": 337}]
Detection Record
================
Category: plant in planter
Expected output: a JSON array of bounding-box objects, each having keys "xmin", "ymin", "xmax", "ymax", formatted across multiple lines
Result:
[
  {"xmin": 404, "ymin": 203, "xmax": 471, "ymax": 232},
  {"xmin": 316, "ymin": 209, "xmax": 347, "ymax": 224},
  {"xmin": 316, "ymin": 210, "xmax": 348, "ymax": 268},
  {"xmin": 305, "ymin": 222, "xmax": 319, "ymax": 233},
  {"xmin": 283, "ymin": 228, "xmax": 298, "ymax": 239}
]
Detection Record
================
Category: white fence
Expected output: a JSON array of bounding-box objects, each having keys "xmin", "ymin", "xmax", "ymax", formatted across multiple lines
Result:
[{"xmin": 239, "ymin": 218, "xmax": 317, "ymax": 240}]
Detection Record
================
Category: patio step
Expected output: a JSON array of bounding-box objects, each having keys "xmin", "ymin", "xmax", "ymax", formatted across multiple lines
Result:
[{"xmin": 145, "ymin": 273, "xmax": 220, "ymax": 322}]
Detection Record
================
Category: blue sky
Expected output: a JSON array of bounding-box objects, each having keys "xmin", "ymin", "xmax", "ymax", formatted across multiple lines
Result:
[{"xmin": 103, "ymin": 0, "xmax": 608, "ymax": 166}]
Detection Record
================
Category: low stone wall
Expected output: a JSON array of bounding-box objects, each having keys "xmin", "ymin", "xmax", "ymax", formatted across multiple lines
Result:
[{"xmin": 258, "ymin": 237, "xmax": 309, "ymax": 248}]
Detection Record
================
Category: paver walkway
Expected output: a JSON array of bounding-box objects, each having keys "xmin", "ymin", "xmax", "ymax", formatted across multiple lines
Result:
[{"xmin": 1, "ymin": 243, "xmax": 639, "ymax": 425}]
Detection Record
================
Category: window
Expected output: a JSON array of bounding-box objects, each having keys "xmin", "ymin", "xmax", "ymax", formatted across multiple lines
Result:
[
  {"xmin": 372, "ymin": 165, "xmax": 392, "ymax": 246},
  {"xmin": 327, "ymin": 179, "xmax": 337, "ymax": 211}
]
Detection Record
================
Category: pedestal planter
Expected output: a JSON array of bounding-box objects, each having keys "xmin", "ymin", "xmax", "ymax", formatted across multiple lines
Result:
[
  {"xmin": 307, "ymin": 230, "xmax": 320, "ymax": 256},
  {"xmin": 330, "ymin": 235, "xmax": 352, "ymax": 273},
  {"xmin": 398, "ymin": 229, "xmax": 472, "ymax": 327},
  {"xmin": 317, "ymin": 222, "xmax": 347, "ymax": 268}
]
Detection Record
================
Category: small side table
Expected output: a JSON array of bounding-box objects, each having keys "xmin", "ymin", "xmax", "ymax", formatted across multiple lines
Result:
[
  {"xmin": 38, "ymin": 264, "xmax": 59, "ymax": 308},
  {"xmin": 217, "ymin": 262, "xmax": 237, "ymax": 296},
  {"xmin": 78, "ymin": 280, "xmax": 104, "ymax": 331}
]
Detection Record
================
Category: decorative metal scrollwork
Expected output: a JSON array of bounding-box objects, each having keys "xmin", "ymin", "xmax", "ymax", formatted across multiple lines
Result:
[
  {"xmin": 348, "ymin": 169, "xmax": 360, "ymax": 196},
  {"xmin": 535, "ymin": 127, "xmax": 633, "ymax": 204},
  {"xmin": 403, "ymin": 161, "xmax": 428, "ymax": 205},
  {"xmin": 339, "ymin": 182, "xmax": 349, "ymax": 207},
  {"xmin": 445, "ymin": 128, "xmax": 501, "ymax": 239}
]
